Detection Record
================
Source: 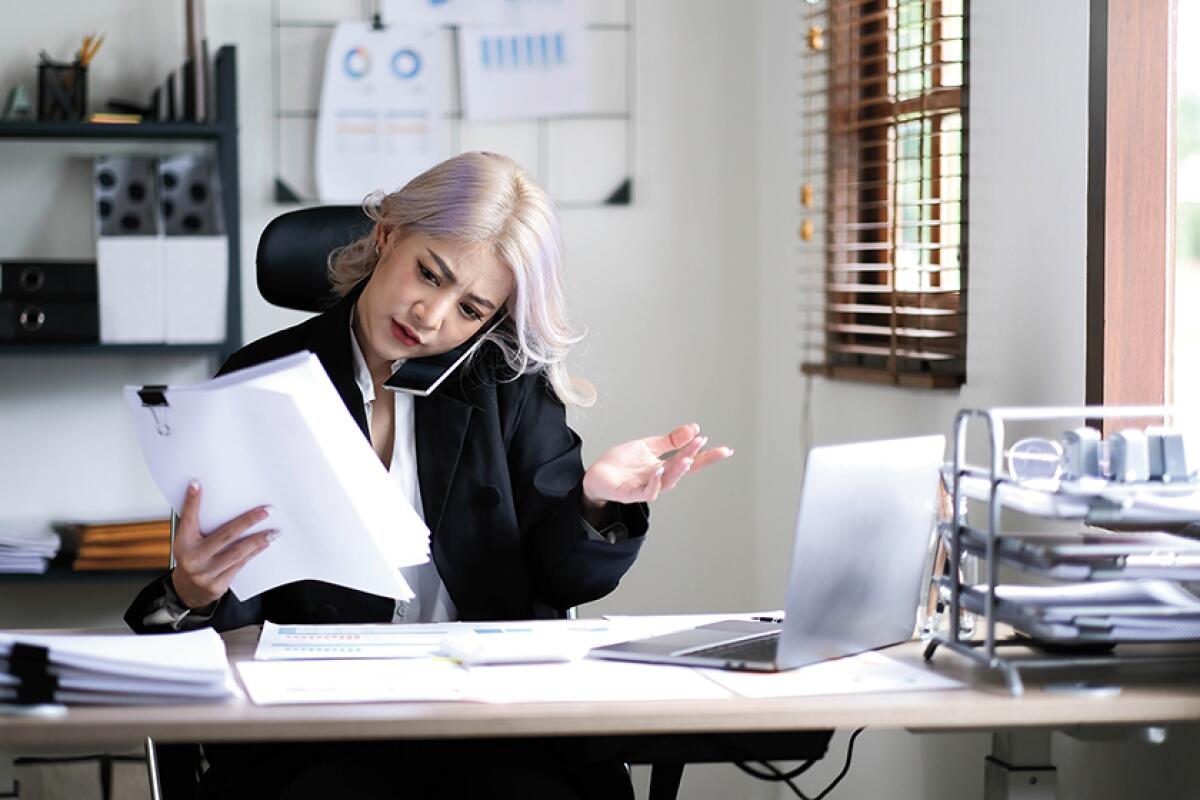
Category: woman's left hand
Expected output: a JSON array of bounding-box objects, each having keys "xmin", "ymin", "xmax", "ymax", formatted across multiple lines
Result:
[{"xmin": 582, "ymin": 423, "xmax": 733, "ymax": 510}]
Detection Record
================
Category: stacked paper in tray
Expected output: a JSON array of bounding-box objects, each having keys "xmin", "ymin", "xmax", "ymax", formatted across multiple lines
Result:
[
  {"xmin": 953, "ymin": 578, "xmax": 1200, "ymax": 642},
  {"xmin": 0, "ymin": 520, "xmax": 60, "ymax": 573},
  {"xmin": 0, "ymin": 628, "xmax": 234, "ymax": 705}
]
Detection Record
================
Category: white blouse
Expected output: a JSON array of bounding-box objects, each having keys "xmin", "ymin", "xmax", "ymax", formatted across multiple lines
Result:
[{"xmin": 348, "ymin": 326, "xmax": 457, "ymax": 624}]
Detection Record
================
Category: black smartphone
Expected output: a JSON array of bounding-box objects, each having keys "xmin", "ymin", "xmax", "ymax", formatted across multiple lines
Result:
[{"xmin": 383, "ymin": 311, "xmax": 507, "ymax": 396}]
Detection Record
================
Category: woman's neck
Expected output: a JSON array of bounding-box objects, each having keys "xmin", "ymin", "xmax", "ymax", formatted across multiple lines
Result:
[{"xmin": 352, "ymin": 302, "xmax": 393, "ymax": 388}]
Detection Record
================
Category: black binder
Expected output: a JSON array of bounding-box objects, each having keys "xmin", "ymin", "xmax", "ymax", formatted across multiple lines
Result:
[
  {"xmin": 0, "ymin": 260, "xmax": 97, "ymax": 300},
  {"xmin": 0, "ymin": 300, "xmax": 99, "ymax": 343}
]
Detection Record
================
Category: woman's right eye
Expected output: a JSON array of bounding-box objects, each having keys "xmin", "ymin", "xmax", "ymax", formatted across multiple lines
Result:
[{"xmin": 418, "ymin": 264, "xmax": 439, "ymax": 285}]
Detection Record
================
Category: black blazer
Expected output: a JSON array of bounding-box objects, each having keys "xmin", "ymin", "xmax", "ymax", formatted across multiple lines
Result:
[{"xmin": 126, "ymin": 287, "xmax": 648, "ymax": 631}]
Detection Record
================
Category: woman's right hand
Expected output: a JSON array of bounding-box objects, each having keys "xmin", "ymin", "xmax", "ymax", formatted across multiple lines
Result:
[{"xmin": 169, "ymin": 481, "xmax": 278, "ymax": 610}]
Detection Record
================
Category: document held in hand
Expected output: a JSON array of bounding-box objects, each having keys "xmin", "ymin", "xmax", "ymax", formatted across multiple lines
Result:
[{"xmin": 125, "ymin": 351, "xmax": 429, "ymax": 601}]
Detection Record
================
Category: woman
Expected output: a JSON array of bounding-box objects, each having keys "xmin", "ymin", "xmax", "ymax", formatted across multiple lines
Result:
[{"xmin": 126, "ymin": 152, "xmax": 730, "ymax": 797}]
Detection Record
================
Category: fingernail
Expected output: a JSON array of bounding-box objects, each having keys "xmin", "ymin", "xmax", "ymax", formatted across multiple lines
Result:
[
  {"xmin": 265, "ymin": 530, "xmax": 281, "ymax": 543},
  {"xmin": 682, "ymin": 458, "xmax": 694, "ymax": 472},
  {"xmin": 655, "ymin": 465, "xmax": 666, "ymax": 477},
  {"xmin": 261, "ymin": 506, "xmax": 274, "ymax": 519},
  {"xmin": 696, "ymin": 436, "xmax": 708, "ymax": 448},
  {"xmin": 188, "ymin": 480, "xmax": 200, "ymax": 493}
]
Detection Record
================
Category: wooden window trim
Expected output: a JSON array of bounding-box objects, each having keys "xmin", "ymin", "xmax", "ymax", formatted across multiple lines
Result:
[
  {"xmin": 802, "ymin": 0, "xmax": 969, "ymax": 390},
  {"xmin": 1086, "ymin": 0, "xmax": 1176, "ymax": 426}
]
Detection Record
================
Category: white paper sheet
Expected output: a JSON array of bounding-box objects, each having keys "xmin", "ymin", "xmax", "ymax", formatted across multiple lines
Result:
[
  {"xmin": 315, "ymin": 22, "xmax": 449, "ymax": 203},
  {"xmin": 126, "ymin": 352, "xmax": 429, "ymax": 602},
  {"xmin": 236, "ymin": 656, "xmax": 732, "ymax": 706},
  {"xmin": 459, "ymin": 0, "xmax": 591, "ymax": 121},
  {"xmin": 237, "ymin": 657, "xmax": 467, "ymax": 705},
  {"xmin": 697, "ymin": 651, "xmax": 964, "ymax": 699},
  {"xmin": 255, "ymin": 618, "xmax": 639, "ymax": 661},
  {"xmin": 462, "ymin": 660, "xmax": 733, "ymax": 704}
]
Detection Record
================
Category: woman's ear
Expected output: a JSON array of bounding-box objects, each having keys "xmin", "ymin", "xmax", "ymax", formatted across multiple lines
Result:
[{"xmin": 373, "ymin": 225, "xmax": 390, "ymax": 254}]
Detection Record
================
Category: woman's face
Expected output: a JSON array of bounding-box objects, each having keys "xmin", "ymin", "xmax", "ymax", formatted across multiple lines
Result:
[{"xmin": 354, "ymin": 228, "xmax": 513, "ymax": 368}]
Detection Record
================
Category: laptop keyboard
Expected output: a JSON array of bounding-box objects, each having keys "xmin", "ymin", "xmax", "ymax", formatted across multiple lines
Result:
[{"xmin": 682, "ymin": 632, "xmax": 780, "ymax": 663}]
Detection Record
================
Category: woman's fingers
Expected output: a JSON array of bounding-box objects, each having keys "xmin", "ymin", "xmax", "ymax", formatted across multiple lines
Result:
[
  {"xmin": 195, "ymin": 505, "xmax": 272, "ymax": 560},
  {"xmin": 207, "ymin": 529, "xmax": 277, "ymax": 580},
  {"xmin": 644, "ymin": 423, "xmax": 701, "ymax": 458},
  {"xmin": 660, "ymin": 436, "xmax": 705, "ymax": 491},
  {"xmin": 174, "ymin": 481, "xmax": 204, "ymax": 552},
  {"xmin": 690, "ymin": 446, "xmax": 734, "ymax": 473}
]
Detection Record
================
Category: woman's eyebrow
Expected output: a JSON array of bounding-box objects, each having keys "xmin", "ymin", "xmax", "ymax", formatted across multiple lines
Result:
[{"xmin": 426, "ymin": 247, "xmax": 498, "ymax": 311}]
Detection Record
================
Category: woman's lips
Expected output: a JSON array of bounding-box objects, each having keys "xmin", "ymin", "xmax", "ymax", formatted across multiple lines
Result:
[{"xmin": 390, "ymin": 319, "xmax": 421, "ymax": 347}]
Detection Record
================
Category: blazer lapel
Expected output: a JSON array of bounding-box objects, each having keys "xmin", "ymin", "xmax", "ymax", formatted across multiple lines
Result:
[
  {"xmin": 415, "ymin": 384, "xmax": 473, "ymax": 537},
  {"xmin": 306, "ymin": 286, "xmax": 370, "ymax": 440}
]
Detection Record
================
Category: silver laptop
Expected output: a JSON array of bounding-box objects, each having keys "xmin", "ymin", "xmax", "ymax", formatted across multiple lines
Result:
[{"xmin": 590, "ymin": 435, "xmax": 945, "ymax": 671}]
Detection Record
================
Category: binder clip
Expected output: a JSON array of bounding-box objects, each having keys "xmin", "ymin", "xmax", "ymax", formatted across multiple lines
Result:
[
  {"xmin": 8, "ymin": 642, "xmax": 57, "ymax": 705},
  {"xmin": 137, "ymin": 385, "xmax": 171, "ymax": 436}
]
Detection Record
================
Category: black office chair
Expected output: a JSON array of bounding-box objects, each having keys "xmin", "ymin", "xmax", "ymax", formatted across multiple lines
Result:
[{"xmin": 255, "ymin": 205, "xmax": 372, "ymax": 313}]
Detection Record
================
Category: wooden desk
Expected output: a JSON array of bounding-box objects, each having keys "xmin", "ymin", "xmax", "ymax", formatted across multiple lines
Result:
[
  {"xmin": 5, "ymin": 627, "xmax": 1200, "ymax": 799},
  {"xmin": 4, "ymin": 627, "xmax": 1200, "ymax": 749}
]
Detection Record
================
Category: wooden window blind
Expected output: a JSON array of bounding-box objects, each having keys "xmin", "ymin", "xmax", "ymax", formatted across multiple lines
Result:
[{"xmin": 798, "ymin": 0, "xmax": 968, "ymax": 388}]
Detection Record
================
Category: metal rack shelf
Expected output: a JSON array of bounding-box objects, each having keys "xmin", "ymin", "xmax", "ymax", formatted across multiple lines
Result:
[{"xmin": 923, "ymin": 404, "xmax": 1200, "ymax": 695}]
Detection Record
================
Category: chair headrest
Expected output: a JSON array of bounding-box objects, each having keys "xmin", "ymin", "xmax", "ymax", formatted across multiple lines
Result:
[{"xmin": 255, "ymin": 205, "xmax": 374, "ymax": 312}]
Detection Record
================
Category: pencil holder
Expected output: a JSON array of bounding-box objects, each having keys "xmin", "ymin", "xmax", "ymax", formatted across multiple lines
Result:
[{"xmin": 37, "ymin": 60, "xmax": 87, "ymax": 121}]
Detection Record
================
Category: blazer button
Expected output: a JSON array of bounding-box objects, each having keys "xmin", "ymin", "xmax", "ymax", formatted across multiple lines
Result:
[{"xmin": 474, "ymin": 485, "xmax": 502, "ymax": 510}]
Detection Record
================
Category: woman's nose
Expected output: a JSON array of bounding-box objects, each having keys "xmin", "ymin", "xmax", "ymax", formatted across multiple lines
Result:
[{"xmin": 413, "ymin": 296, "xmax": 452, "ymax": 331}]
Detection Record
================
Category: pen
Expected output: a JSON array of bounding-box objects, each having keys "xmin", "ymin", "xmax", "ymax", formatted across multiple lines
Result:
[{"xmin": 751, "ymin": 615, "xmax": 784, "ymax": 624}]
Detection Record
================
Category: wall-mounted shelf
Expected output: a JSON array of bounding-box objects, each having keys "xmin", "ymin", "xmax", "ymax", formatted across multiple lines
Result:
[
  {"xmin": 0, "ymin": 45, "xmax": 243, "ymax": 363},
  {"xmin": 0, "ymin": 121, "xmax": 229, "ymax": 141},
  {"xmin": 0, "ymin": 342, "xmax": 229, "ymax": 357},
  {"xmin": 0, "ymin": 568, "xmax": 164, "ymax": 584}
]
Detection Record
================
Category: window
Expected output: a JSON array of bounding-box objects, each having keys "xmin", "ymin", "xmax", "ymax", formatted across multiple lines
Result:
[{"xmin": 798, "ymin": 0, "xmax": 968, "ymax": 388}]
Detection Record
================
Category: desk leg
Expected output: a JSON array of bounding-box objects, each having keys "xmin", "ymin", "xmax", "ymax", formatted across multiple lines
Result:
[
  {"xmin": 0, "ymin": 749, "xmax": 16, "ymax": 799},
  {"xmin": 984, "ymin": 731, "xmax": 1057, "ymax": 800},
  {"xmin": 648, "ymin": 762, "xmax": 684, "ymax": 800}
]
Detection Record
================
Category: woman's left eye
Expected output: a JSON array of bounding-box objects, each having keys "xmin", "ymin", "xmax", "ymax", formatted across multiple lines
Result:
[
  {"xmin": 418, "ymin": 264, "xmax": 438, "ymax": 285},
  {"xmin": 460, "ymin": 304, "xmax": 482, "ymax": 321}
]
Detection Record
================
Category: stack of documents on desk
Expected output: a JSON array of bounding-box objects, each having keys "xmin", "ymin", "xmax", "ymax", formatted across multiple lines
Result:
[
  {"xmin": 125, "ymin": 351, "xmax": 429, "ymax": 601},
  {"xmin": 0, "ymin": 628, "xmax": 234, "ymax": 705},
  {"xmin": 0, "ymin": 520, "xmax": 60, "ymax": 573},
  {"xmin": 953, "ymin": 578, "xmax": 1200, "ymax": 642}
]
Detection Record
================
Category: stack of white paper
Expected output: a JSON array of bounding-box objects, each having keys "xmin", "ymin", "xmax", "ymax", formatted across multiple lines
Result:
[
  {"xmin": 125, "ymin": 352, "xmax": 429, "ymax": 601},
  {"xmin": 955, "ymin": 578, "xmax": 1200, "ymax": 642},
  {"xmin": 0, "ymin": 521, "xmax": 60, "ymax": 573},
  {"xmin": 0, "ymin": 629, "xmax": 235, "ymax": 705}
]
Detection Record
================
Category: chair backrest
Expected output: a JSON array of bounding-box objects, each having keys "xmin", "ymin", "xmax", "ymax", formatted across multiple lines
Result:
[{"xmin": 255, "ymin": 205, "xmax": 373, "ymax": 312}]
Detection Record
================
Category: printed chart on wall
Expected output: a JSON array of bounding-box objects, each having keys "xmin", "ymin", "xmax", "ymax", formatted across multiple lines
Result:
[
  {"xmin": 314, "ymin": 22, "xmax": 448, "ymax": 203},
  {"xmin": 271, "ymin": 0, "xmax": 635, "ymax": 208}
]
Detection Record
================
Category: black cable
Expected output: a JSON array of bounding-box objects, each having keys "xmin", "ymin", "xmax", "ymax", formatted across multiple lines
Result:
[
  {"xmin": 732, "ymin": 727, "xmax": 867, "ymax": 800},
  {"xmin": 734, "ymin": 759, "xmax": 811, "ymax": 799},
  {"xmin": 733, "ymin": 759, "xmax": 817, "ymax": 782},
  {"xmin": 810, "ymin": 727, "xmax": 866, "ymax": 800}
]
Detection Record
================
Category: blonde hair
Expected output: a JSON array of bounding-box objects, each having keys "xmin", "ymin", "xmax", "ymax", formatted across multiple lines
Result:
[{"xmin": 329, "ymin": 152, "xmax": 593, "ymax": 407}]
